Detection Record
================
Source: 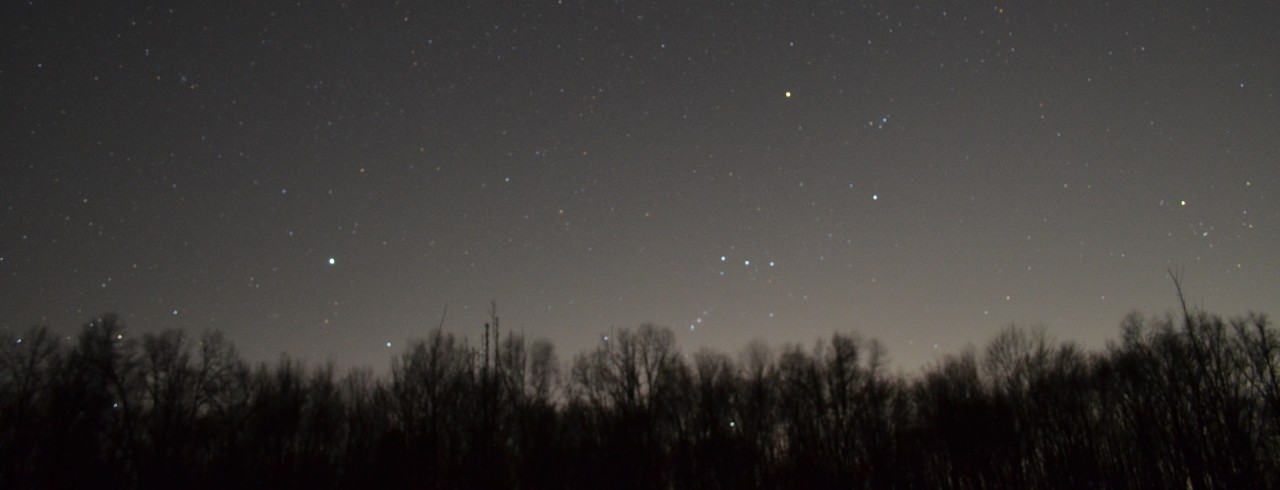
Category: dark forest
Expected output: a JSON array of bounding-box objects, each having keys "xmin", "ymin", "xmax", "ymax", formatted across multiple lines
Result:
[{"xmin": 2, "ymin": 302, "xmax": 1277, "ymax": 489}]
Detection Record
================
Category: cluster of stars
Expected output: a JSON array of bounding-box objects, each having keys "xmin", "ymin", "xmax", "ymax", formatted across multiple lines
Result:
[{"xmin": 1, "ymin": 0, "xmax": 1273, "ymax": 374}]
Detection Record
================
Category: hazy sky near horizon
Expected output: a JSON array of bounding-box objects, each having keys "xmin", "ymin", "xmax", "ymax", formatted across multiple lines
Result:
[{"xmin": 3, "ymin": 0, "xmax": 1278, "ymax": 372}]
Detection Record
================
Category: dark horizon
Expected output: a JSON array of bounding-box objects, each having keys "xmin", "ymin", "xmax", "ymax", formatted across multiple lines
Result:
[
  {"xmin": 2, "ymin": 302, "xmax": 1277, "ymax": 488},
  {"xmin": 3, "ymin": 277, "xmax": 1262, "ymax": 377}
]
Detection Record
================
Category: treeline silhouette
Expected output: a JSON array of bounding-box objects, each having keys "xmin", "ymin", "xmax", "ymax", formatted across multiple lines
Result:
[{"xmin": 2, "ymin": 307, "xmax": 1278, "ymax": 489}]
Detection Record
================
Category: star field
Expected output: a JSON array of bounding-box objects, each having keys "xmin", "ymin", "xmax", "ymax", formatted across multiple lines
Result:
[{"xmin": 2, "ymin": 0, "xmax": 1277, "ymax": 371}]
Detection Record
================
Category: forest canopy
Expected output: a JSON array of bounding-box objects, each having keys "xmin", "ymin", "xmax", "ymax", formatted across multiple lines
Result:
[{"xmin": 2, "ymin": 306, "xmax": 1278, "ymax": 489}]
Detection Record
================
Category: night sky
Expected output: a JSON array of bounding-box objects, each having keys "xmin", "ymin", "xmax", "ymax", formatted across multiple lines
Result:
[{"xmin": 3, "ymin": 0, "xmax": 1277, "ymax": 372}]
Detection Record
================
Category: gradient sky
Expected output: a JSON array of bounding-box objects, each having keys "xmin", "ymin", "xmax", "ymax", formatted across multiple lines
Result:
[{"xmin": 3, "ymin": 0, "xmax": 1277, "ymax": 372}]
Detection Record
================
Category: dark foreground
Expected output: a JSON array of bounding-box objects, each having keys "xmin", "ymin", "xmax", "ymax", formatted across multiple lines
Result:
[{"xmin": 2, "ymin": 307, "xmax": 1277, "ymax": 489}]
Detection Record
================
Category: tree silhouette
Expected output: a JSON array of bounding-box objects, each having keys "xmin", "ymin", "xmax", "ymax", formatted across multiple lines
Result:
[{"xmin": 3, "ymin": 302, "xmax": 1279, "ymax": 489}]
